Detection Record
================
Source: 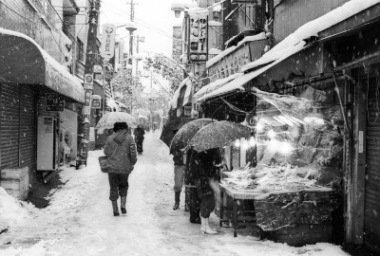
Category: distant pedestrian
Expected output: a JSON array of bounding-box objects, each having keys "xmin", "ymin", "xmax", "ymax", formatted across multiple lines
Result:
[
  {"xmin": 133, "ymin": 124, "xmax": 145, "ymax": 154},
  {"xmin": 104, "ymin": 122, "xmax": 137, "ymax": 216}
]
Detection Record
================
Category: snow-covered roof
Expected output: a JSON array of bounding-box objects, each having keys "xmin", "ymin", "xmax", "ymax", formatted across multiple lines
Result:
[
  {"xmin": 196, "ymin": 41, "xmax": 307, "ymax": 102},
  {"xmin": 194, "ymin": 73, "xmax": 242, "ymax": 101},
  {"xmin": 0, "ymin": 28, "xmax": 84, "ymax": 103},
  {"xmin": 170, "ymin": 77, "xmax": 192, "ymax": 109},
  {"xmin": 242, "ymin": 0, "xmax": 380, "ymax": 72},
  {"xmin": 209, "ymin": 48, "xmax": 222, "ymax": 55},
  {"xmin": 208, "ymin": 21, "xmax": 222, "ymax": 26},
  {"xmin": 206, "ymin": 32, "xmax": 266, "ymax": 68}
]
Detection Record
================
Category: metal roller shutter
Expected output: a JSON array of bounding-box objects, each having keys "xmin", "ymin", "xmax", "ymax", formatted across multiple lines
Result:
[
  {"xmin": 365, "ymin": 76, "xmax": 380, "ymax": 251},
  {"xmin": 0, "ymin": 83, "xmax": 20, "ymax": 169},
  {"xmin": 20, "ymin": 86, "xmax": 37, "ymax": 173},
  {"xmin": 0, "ymin": 83, "xmax": 36, "ymax": 177}
]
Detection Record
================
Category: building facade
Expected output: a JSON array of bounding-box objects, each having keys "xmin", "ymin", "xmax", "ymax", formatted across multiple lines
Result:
[{"xmin": 0, "ymin": 0, "xmax": 85, "ymax": 193}]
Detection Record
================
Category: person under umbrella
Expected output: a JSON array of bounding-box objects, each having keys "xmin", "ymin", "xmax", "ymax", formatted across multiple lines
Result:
[
  {"xmin": 171, "ymin": 138, "xmax": 186, "ymax": 210},
  {"xmin": 133, "ymin": 124, "xmax": 146, "ymax": 155},
  {"xmin": 104, "ymin": 122, "xmax": 137, "ymax": 216},
  {"xmin": 190, "ymin": 148, "xmax": 223, "ymax": 234}
]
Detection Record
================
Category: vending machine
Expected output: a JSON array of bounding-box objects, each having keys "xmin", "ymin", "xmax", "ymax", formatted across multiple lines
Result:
[{"xmin": 37, "ymin": 116, "xmax": 59, "ymax": 171}]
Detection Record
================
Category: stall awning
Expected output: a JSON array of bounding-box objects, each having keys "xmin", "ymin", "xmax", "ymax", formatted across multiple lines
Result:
[
  {"xmin": 196, "ymin": 41, "xmax": 307, "ymax": 102},
  {"xmin": 0, "ymin": 28, "xmax": 84, "ymax": 103},
  {"xmin": 170, "ymin": 77, "xmax": 192, "ymax": 109}
]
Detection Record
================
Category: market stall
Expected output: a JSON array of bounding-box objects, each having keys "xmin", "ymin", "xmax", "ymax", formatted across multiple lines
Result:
[{"xmin": 220, "ymin": 86, "xmax": 344, "ymax": 245}]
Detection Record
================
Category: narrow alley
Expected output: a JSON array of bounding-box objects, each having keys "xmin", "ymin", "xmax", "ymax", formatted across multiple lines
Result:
[{"xmin": 0, "ymin": 132, "xmax": 349, "ymax": 256}]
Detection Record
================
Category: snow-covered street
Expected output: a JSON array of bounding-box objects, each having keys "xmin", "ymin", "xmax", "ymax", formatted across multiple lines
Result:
[{"xmin": 0, "ymin": 132, "xmax": 350, "ymax": 256}]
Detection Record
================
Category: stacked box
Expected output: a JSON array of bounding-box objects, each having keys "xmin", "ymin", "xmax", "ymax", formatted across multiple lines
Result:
[{"xmin": 0, "ymin": 167, "xmax": 29, "ymax": 200}]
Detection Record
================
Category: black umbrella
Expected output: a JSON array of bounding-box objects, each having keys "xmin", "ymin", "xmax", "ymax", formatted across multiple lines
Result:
[
  {"xmin": 160, "ymin": 118, "xmax": 191, "ymax": 147},
  {"xmin": 189, "ymin": 120, "xmax": 252, "ymax": 152},
  {"xmin": 170, "ymin": 118, "xmax": 214, "ymax": 152}
]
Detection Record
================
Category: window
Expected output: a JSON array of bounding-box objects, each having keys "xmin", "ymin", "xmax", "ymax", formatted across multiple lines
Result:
[{"xmin": 77, "ymin": 38, "xmax": 84, "ymax": 61}]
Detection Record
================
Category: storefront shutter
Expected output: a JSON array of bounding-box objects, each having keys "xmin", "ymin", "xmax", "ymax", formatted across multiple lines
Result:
[
  {"xmin": 0, "ymin": 83, "xmax": 20, "ymax": 169},
  {"xmin": 365, "ymin": 76, "xmax": 380, "ymax": 249},
  {"xmin": 19, "ymin": 86, "xmax": 37, "ymax": 173},
  {"xmin": 0, "ymin": 83, "xmax": 36, "ymax": 175}
]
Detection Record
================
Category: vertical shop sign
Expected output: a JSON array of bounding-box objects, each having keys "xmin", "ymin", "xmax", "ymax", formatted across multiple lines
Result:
[
  {"xmin": 188, "ymin": 9, "xmax": 208, "ymax": 62},
  {"xmin": 101, "ymin": 24, "xmax": 116, "ymax": 59}
]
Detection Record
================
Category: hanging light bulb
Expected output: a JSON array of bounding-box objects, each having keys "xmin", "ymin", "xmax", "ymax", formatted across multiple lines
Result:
[
  {"xmin": 234, "ymin": 139, "xmax": 240, "ymax": 147},
  {"xmin": 256, "ymin": 122, "xmax": 264, "ymax": 132},
  {"xmin": 248, "ymin": 136, "xmax": 256, "ymax": 147},
  {"xmin": 280, "ymin": 141, "xmax": 294, "ymax": 155},
  {"xmin": 241, "ymin": 139, "xmax": 249, "ymax": 150},
  {"xmin": 267, "ymin": 129, "xmax": 276, "ymax": 139}
]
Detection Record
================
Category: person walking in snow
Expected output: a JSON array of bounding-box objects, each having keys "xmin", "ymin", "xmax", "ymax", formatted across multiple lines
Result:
[
  {"xmin": 133, "ymin": 124, "xmax": 145, "ymax": 155},
  {"xmin": 104, "ymin": 122, "xmax": 137, "ymax": 216},
  {"xmin": 190, "ymin": 148, "xmax": 223, "ymax": 234},
  {"xmin": 186, "ymin": 149, "xmax": 201, "ymax": 224},
  {"xmin": 171, "ymin": 142, "xmax": 186, "ymax": 210}
]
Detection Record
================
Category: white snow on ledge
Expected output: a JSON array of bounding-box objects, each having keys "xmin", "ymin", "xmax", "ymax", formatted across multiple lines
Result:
[
  {"xmin": 0, "ymin": 27, "xmax": 84, "ymax": 102},
  {"xmin": 206, "ymin": 32, "xmax": 266, "ymax": 68},
  {"xmin": 242, "ymin": 0, "xmax": 380, "ymax": 72},
  {"xmin": 194, "ymin": 73, "xmax": 242, "ymax": 100}
]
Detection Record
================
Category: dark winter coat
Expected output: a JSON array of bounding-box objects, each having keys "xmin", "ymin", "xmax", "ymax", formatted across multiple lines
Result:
[
  {"xmin": 133, "ymin": 127, "xmax": 145, "ymax": 143},
  {"xmin": 104, "ymin": 130, "xmax": 137, "ymax": 174},
  {"xmin": 189, "ymin": 149, "xmax": 222, "ymax": 198},
  {"xmin": 172, "ymin": 149, "xmax": 184, "ymax": 166}
]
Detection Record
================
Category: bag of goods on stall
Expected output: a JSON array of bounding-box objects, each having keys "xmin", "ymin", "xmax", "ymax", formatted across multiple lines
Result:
[{"xmin": 0, "ymin": 167, "xmax": 29, "ymax": 200}]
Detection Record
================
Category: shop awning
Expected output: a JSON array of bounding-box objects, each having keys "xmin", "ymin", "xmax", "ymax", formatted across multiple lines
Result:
[
  {"xmin": 196, "ymin": 0, "xmax": 380, "ymax": 103},
  {"xmin": 195, "ymin": 41, "xmax": 307, "ymax": 102},
  {"xmin": 0, "ymin": 28, "xmax": 84, "ymax": 103},
  {"xmin": 170, "ymin": 77, "xmax": 192, "ymax": 109}
]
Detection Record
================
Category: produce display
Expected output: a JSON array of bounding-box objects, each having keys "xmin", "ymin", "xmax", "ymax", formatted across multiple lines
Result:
[{"xmin": 222, "ymin": 86, "xmax": 343, "ymax": 198}]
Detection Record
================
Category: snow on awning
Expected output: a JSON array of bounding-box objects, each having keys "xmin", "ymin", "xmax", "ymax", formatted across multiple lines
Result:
[
  {"xmin": 0, "ymin": 28, "xmax": 84, "ymax": 103},
  {"xmin": 242, "ymin": 0, "xmax": 380, "ymax": 72},
  {"xmin": 170, "ymin": 77, "xmax": 192, "ymax": 109},
  {"xmin": 196, "ymin": 42, "xmax": 307, "ymax": 102},
  {"xmin": 194, "ymin": 73, "xmax": 242, "ymax": 101}
]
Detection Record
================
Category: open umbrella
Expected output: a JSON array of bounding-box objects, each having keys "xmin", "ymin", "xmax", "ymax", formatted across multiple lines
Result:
[
  {"xmin": 160, "ymin": 118, "xmax": 192, "ymax": 147},
  {"xmin": 95, "ymin": 112, "xmax": 137, "ymax": 129},
  {"xmin": 189, "ymin": 120, "xmax": 252, "ymax": 152},
  {"xmin": 170, "ymin": 118, "xmax": 214, "ymax": 152}
]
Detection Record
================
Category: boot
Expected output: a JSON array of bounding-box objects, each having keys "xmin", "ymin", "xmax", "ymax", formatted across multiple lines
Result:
[
  {"xmin": 120, "ymin": 196, "xmax": 127, "ymax": 214},
  {"xmin": 201, "ymin": 217, "xmax": 217, "ymax": 235},
  {"xmin": 173, "ymin": 191, "xmax": 180, "ymax": 210},
  {"xmin": 112, "ymin": 201, "xmax": 120, "ymax": 216}
]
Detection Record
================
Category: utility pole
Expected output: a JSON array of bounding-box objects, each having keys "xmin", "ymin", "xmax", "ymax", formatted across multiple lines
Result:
[
  {"xmin": 127, "ymin": 0, "xmax": 137, "ymax": 115},
  {"xmin": 79, "ymin": 0, "xmax": 101, "ymax": 166},
  {"xmin": 127, "ymin": 0, "xmax": 137, "ymax": 59}
]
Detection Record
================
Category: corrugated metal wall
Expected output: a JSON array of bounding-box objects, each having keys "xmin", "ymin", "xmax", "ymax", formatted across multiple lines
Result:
[{"xmin": 365, "ymin": 75, "xmax": 380, "ymax": 252}]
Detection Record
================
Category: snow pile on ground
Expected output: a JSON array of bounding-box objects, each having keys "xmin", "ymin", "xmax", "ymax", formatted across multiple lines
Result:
[{"xmin": 0, "ymin": 187, "xmax": 30, "ymax": 231}]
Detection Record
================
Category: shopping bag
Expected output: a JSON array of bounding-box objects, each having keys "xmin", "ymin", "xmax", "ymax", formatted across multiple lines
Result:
[{"xmin": 98, "ymin": 156, "xmax": 111, "ymax": 173}]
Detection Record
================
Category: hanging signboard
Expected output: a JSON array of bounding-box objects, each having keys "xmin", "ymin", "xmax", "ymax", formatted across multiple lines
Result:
[
  {"xmin": 208, "ymin": 43, "xmax": 251, "ymax": 82},
  {"xmin": 188, "ymin": 9, "xmax": 208, "ymax": 62},
  {"xmin": 39, "ymin": 93, "xmax": 65, "ymax": 112},
  {"xmin": 84, "ymin": 74, "xmax": 94, "ymax": 90},
  {"xmin": 100, "ymin": 23, "xmax": 116, "ymax": 58},
  {"xmin": 91, "ymin": 95, "xmax": 101, "ymax": 109}
]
